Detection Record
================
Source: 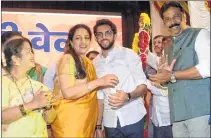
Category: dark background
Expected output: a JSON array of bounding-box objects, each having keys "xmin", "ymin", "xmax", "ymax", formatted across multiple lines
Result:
[{"xmin": 1, "ymin": 1, "xmax": 150, "ymax": 48}]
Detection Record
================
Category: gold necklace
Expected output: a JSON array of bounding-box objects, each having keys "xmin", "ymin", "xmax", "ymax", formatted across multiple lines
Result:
[{"xmin": 10, "ymin": 74, "xmax": 34, "ymax": 103}]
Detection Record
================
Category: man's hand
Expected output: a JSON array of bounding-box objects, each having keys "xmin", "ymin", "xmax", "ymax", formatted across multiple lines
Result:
[
  {"xmin": 149, "ymin": 68, "xmax": 171, "ymax": 84},
  {"xmin": 149, "ymin": 57, "xmax": 176, "ymax": 84},
  {"xmin": 157, "ymin": 55, "xmax": 176, "ymax": 71},
  {"xmin": 150, "ymin": 81, "xmax": 163, "ymax": 88},
  {"xmin": 108, "ymin": 90, "xmax": 128, "ymax": 108}
]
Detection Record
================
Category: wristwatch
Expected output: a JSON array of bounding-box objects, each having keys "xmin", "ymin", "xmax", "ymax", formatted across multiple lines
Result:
[
  {"xmin": 170, "ymin": 71, "xmax": 176, "ymax": 83},
  {"xmin": 127, "ymin": 93, "xmax": 131, "ymax": 101}
]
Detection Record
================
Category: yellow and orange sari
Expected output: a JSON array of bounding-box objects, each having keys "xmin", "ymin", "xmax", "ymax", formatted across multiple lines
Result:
[{"xmin": 51, "ymin": 55, "xmax": 98, "ymax": 137}]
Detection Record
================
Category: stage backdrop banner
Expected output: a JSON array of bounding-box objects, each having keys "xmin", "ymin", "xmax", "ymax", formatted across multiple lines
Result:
[{"xmin": 2, "ymin": 8, "xmax": 122, "ymax": 67}]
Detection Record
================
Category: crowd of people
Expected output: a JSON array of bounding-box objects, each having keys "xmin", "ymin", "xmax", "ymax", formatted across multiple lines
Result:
[{"xmin": 1, "ymin": 2, "xmax": 210, "ymax": 138}]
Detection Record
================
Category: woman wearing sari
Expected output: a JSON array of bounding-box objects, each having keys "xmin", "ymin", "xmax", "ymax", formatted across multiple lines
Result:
[
  {"xmin": 51, "ymin": 24, "xmax": 119, "ymax": 137},
  {"xmin": 2, "ymin": 37, "xmax": 56, "ymax": 137}
]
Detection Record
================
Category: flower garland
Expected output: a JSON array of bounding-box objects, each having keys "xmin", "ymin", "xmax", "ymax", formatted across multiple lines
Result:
[
  {"xmin": 138, "ymin": 30, "xmax": 150, "ymax": 70},
  {"xmin": 132, "ymin": 13, "xmax": 152, "ymax": 138},
  {"xmin": 132, "ymin": 13, "xmax": 151, "ymax": 70},
  {"xmin": 205, "ymin": 0, "xmax": 210, "ymax": 12}
]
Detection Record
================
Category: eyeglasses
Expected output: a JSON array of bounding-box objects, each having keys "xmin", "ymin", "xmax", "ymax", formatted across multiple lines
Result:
[
  {"xmin": 95, "ymin": 30, "xmax": 113, "ymax": 39},
  {"xmin": 163, "ymin": 13, "xmax": 182, "ymax": 24}
]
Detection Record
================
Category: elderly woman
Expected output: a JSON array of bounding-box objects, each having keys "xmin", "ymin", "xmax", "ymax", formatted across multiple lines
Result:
[
  {"xmin": 2, "ymin": 37, "xmax": 56, "ymax": 137},
  {"xmin": 1, "ymin": 31, "xmax": 47, "ymax": 82}
]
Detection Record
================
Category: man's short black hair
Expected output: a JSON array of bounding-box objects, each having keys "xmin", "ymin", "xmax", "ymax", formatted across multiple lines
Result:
[
  {"xmin": 160, "ymin": 1, "xmax": 184, "ymax": 19},
  {"xmin": 93, "ymin": 19, "xmax": 117, "ymax": 35}
]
